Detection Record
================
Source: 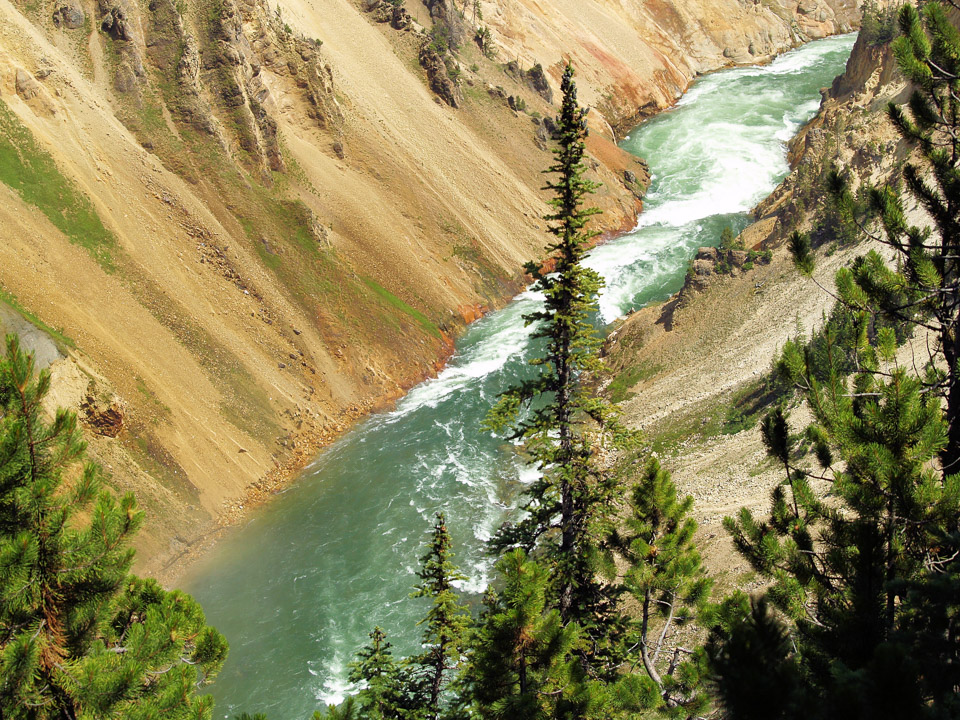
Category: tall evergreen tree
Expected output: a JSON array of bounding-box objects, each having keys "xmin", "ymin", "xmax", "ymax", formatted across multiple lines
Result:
[
  {"xmin": 408, "ymin": 513, "xmax": 471, "ymax": 720},
  {"xmin": 484, "ymin": 62, "xmax": 630, "ymax": 662},
  {"xmin": 0, "ymin": 334, "xmax": 227, "ymax": 719}
]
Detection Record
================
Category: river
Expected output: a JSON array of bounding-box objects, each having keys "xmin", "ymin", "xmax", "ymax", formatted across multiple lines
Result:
[{"xmin": 183, "ymin": 33, "xmax": 856, "ymax": 720}]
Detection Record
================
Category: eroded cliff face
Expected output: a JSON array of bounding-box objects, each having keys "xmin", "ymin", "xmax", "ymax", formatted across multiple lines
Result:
[
  {"xmin": 752, "ymin": 24, "xmax": 908, "ymax": 247},
  {"xmin": 0, "ymin": 0, "xmax": 861, "ymax": 577},
  {"xmin": 476, "ymin": 0, "xmax": 861, "ymax": 136},
  {"xmin": 659, "ymin": 23, "xmax": 905, "ymax": 303}
]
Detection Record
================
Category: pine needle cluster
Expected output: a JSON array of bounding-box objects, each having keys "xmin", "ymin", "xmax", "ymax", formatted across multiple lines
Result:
[{"xmin": 0, "ymin": 335, "xmax": 227, "ymax": 719}]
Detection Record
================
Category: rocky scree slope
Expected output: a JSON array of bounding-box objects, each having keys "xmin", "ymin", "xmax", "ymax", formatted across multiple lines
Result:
[
  {"xmin": 601, "ymin": 26, "xmax": 911, "ymax": 584},
  {"xmin": 0, "ymin": 0, "xmax": 860, "ymax": 578}
]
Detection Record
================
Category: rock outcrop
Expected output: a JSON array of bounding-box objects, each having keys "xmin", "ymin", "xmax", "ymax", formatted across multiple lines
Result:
[
  {"xmin": 752, "ymin": 26, "xmax": 907, "ymax": 249},
  {"xmin": 419, "ymin": 44, "xmax": 460, "ymax": 108}
]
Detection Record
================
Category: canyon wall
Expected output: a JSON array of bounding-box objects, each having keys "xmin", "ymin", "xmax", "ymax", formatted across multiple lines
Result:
[{"xmin": 0, "ymin": 0, "xmax": 860, "ymax": 577}]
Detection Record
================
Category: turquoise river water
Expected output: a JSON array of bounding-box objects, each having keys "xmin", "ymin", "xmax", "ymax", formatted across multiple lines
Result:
[{"xmin": 184, "ymin": 34, "xmax": 857, "ymax": 720}]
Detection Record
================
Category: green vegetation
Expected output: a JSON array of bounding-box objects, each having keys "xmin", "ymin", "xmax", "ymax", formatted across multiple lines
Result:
[
  {"xmin": 474, "ymin": 26, "xmax": 494, "ymax": 58},
  {"xmin": 718, "ymin": 225, "xmax": 744, "ymax": 251},
  {"xmin": 466, "ymin": 549, "xmax": 587, "ymax": 719},
  {"xmin": 640, "ymin": 377, "xmax": 782, "ymax": 456},
  {"xmin": 134, "ymin": 376, "xmax": 172, "ymax": 423},
  {"xmin": 0, "ymin": 335, "xmax": 227, "ymax": 718},
  {"xmin": 408, "ymin": 514, "xmax": 471, "ymax": 720},
  {"xmin": 0, "ymin": 99, "xmax": 117, "ymax": 272},
  {"xmin": 710, "ymin": 5, "xmax": 960, "ymax": 716},
  {"xmin": 0, "ymin": 287, "xmax": 75, "ymax": 350},
  {"xmin": 315, "ymin": 515, "xmax": 471, "ymax": 720},
  {"xmin": 361, "ymin": 277, "xmax": 441, "ymax": 339},
  {"xmin": 607, "ymin": 361, "xmax": 661, "ymax": 404},
  {"xmin": 428, "ymin": 24, "xmax": 453, "ymax": 55}
]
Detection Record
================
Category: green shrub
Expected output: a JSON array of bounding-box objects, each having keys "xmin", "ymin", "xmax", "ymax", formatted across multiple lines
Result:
[
  {"xmin": 861, "ymin": 0, "xmax": 899, "ymax": 45},
  {"xmin": 720, "ymin": 225, "xmax": 745, "ymax": 251}
]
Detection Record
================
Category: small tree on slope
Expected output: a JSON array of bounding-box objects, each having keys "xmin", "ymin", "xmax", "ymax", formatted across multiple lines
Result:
[
  {"xmin": 0, "ymin": 334, "xmax": 227, "ymax": 719},
  {"xmin": 408, "ymin": 513, "xmax": 471, "ymax": 720},
  {"xmin": 610, "ymin": 458, "xmax": 712, "ymax": 715}
]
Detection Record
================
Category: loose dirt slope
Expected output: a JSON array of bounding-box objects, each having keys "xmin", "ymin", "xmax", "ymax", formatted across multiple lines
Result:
[{"xmin": 0, "ymin": 0, "xmax": 862, "ymax": 577}]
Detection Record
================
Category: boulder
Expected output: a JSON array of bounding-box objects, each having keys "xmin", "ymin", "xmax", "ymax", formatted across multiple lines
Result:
[
  {"xmin": 14, "ymin": 69, "xmax": 57, "ymax": 117},
  {"xmin": 15, "ymin": 69, "xmax": 41, "ymax": 100},
  {"xmin": 81, "ymin": 394, "xmax": 125, "ymax": 438},
  {"xmin": 730, "ymin": 249, "xmax": 748, "ymax": 267},
  {"xmin": 525, "ymin": 63, "xmax": 552, "ymax": 103},
  {"xmin": 542, "ymin": 115, "xmax": 558, "ymax": 138},
  {"xmin": 114, "ymin": 61, "xmax": 139, "ymax": 93},
  {"xmin": 52, "ymin": 0, "xmax": 85, "ymax": 29}
]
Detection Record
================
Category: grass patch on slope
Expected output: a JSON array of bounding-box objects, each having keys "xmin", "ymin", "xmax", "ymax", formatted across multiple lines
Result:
[
  {"xmin": 608, "ymin": 361, "xmax": 663, "ymax": 404},
  {"xmin": 0, "ymin": 287, "xmax": 76, "ymax": 350},
  {"xmin": 361, "ymin": 276, "xmax": 441, "ymax": 338},
  {"xmin": 647, "ymin": 378, "xmax": 785, "ymax": 455},
  {"xmin": 0, "ymin": 98, "xmax": 117, "ymax": 272}
]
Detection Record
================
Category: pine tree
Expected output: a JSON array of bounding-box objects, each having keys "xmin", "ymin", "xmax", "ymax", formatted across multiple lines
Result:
[
  {"xmin": 720, "ymin": 6, "xmax": 960, "ymax": 715},
  {"xmin": 347, "ymin": 627, "xmax": 406, "ymax": 720},
  {"xmin": 610, "ymin": 459, "xmax": 712, "ymax": 713},
  {"xmin": 0, "ymin": 334, "xmax": 227, "ymax": 719},
  {"xmin": 484, "ymin": 63, "xmax": 630, "ymax": 662},
  {"xmin": 719, "ymin": 317, "xmax": 959, "ymax": 715},
  {"xmin": 466, "ymin": 549, "xmax": 586, "ymax": 720},
  {"xmin": 803, "ymin": 0, "xmax": 960, "ymax": 471},
  {"xmin": 408, "ymin": 513, "xmax": 471, "ymax": 720}
]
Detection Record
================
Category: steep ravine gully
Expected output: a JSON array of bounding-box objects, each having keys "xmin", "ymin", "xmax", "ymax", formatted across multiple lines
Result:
[
  {"xmin": 182, "ymin": 35, "xmax": 857, "ymax": 719},
  {"xmin": 0, "ymin": 0, "xmax": 860, "ymax": 579}
]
